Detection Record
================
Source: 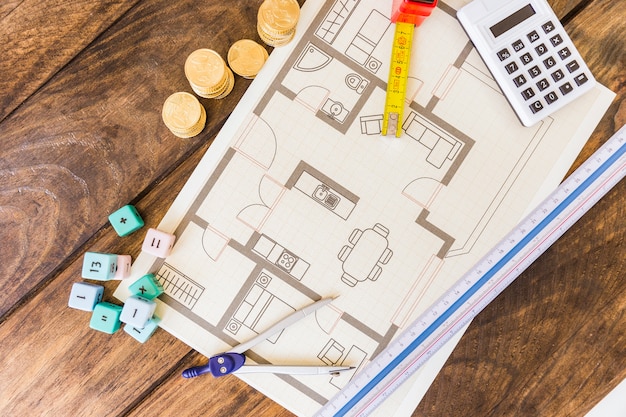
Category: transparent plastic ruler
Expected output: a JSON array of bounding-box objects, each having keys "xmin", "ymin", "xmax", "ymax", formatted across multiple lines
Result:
[{"xmin": 316, "ymin": 125, "xmax": 626, "ymax": 417}]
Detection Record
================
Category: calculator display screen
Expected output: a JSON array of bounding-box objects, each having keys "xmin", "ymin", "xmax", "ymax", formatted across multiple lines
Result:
[{"xmin": 489, "ymin": 4, "xmax": 536, "ymax": 38}]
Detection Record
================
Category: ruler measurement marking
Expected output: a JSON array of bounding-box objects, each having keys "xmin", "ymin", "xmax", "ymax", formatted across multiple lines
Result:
[
  {"xmin": 382, "ymin": 22, "xmax": 414, "ymax": 137},
  {"xmin": 320, "ymin": 129, "xmax": 626, "ymax": 417},
  {"xmin": 359, "ymin": 154, "xmax": 626, "ymax": 416}
]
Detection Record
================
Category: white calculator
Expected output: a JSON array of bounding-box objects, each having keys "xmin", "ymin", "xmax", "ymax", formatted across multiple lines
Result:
[{"xmin": 457, "ymin": 0, "xmax": 596, "ymax": 127}]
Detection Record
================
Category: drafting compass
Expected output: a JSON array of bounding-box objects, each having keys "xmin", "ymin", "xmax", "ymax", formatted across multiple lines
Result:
[{"xmin": 182, "ymin": 298, "xmax": 354, "ymax": 378}]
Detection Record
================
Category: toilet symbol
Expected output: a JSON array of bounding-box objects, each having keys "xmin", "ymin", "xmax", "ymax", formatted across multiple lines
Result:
[{"xmin": 345, "ymin": 73, "xmax": 369, "ymax": 94}]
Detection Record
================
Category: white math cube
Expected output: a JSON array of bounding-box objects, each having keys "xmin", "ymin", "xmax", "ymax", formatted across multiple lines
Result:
[
  {"xmin": 142, "ymin": 228, "xmax": 176, "ymax": 258},
  {"xmin": 68, "ymin": 282, "xmax": 104, "ymax": 311},
  {"xmin": 120, "ymin": 295, "xmax": 156, "ymax": 329},
  {"xmin": 113, "ymin": 254, "xmax": 132, "ymax": 279}
]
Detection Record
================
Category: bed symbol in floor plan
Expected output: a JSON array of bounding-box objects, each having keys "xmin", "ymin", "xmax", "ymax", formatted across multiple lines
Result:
[{"xmin": 337, "ymin": 223, "xmax": 393, "ymax": 287}]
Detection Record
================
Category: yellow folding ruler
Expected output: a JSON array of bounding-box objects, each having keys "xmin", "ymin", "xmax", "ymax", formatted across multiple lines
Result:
[
  {"xmin": 382, "ymin": 22, "xmax": 415, "ymax": 137},
  {"xmin": 382, "ymin": 0, "xmax": 438, "ymax": 137}
]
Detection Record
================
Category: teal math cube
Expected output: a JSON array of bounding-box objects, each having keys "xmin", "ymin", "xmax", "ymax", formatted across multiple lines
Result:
[
  {"xmin": 128, "ymin": 273, "xmax": 164, "ymax": 300},
  {"xmin": 108, "ymin": 205, "xmax": 144, "ymax": 237},
  {"xmin": 89, "ymin": 302, "xmax": 123, "ymax": 334},
  {"xmin": 82, "ymin": 252, "xmax": 118, "ymax": 281},
  {"xmin": 124, "ymin": 316, "xmax": 161, "ymax": 343}
]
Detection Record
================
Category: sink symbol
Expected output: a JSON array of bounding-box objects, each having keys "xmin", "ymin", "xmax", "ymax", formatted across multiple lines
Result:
[
  {"xmin": 313, "ymin": 185, "xmax": 340, "ymax": 209},
  {"xmin": 313, "ymin": 185, "xmax": 329, "ymax": 201}
]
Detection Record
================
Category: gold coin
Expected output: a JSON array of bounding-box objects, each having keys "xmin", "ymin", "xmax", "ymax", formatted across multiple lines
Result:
[
  {"xmin": 228, "ymin": 39, "xmax": 268, "ymax": 78},
  {"xmin": 258, "ymin": 0, "xmax": 300, "ymax": 33},
  {"xmin": 162, "ymin": 92, "xmax": 203, "ymax": 132},
  {"xmin": 171, "ymin": 105, "xmax": 207, "ymax": 138},
  {"xmin": 257, "ymin": 22, "xmax": 295, "ymax": 47},
  {"xmin": 213, "ymin": 67, "xmax": 235, "ymax": 99},
  {"xmin": 184, "ymin": 49, "xmax": 227, "ymax": 90},
  {"xmin": 258, "ymin": 17, "xmax": 296, "ymax": 37},
  {"xmin": 189, "ymin": 66, "xmax": 233, "ymax": 99}
]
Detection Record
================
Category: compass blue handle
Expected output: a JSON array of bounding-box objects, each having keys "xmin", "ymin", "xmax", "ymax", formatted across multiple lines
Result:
[
  {"xmin": 181, "ymin": 363, "xmax": 212, "ymax": 379},
  {"xmin": 208, "ymin": 352, "xmax": 246, "ymax": 377},
  {"xmin": 181, "ymin": 352, "xmax": 246, "ymax": 378}
]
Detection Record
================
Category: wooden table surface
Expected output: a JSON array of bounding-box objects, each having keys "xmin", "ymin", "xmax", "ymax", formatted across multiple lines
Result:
[{"xmin": 1, "ymin": 0, "xmax": 624, "ymax": 416}]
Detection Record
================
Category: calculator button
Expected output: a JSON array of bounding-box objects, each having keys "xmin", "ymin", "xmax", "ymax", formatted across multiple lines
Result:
[
  {"xmin": 513, "ymin": 74, "xmax": 527, "ymax": 87},
  {"xmin": 551, "ymin": 69, "xmax": 565, "ymax": 82},
  {"xmin": 535, "ymin": 43, "xmax": 548, "ymax": 56},
  {"xmin": 521, "ymin": 88, "xmax": 535, "ymax": 100},
  {"xmin": 558, "ymin": 47, "xmax": 571, "ymax": 60},
  {"xmin": 566, "ymin": 60, "xmax": 580, "ymax": 73},
  {"xmin": 527, "ymin": 30, "xmax": 540, "ymax": 43},
  {"xmin": 574, "ymin": 73, "xmax": 589, "ymax": 86},
  {"xmin": 543, "ymin": 56, "xmax": 557, "ymax": 69},
  {"xmin": 512, "ymin": 39, "xmax": 525, "ymax": 52},
  {"xmin": 530, "ymin": 100, "xmax": 544, "ymax": 114},
  {"xmin": 542, "ymin": 21, "xmax": 556, "ymax": 34},
  {"xmin": 520, "ymin": 52, "xmax": 533, "ymax": 65},
  {"xmin": 497, "ymin": 48, "xmax": 512, "ymax": 61},
  {"xmin": 544, "ymin": 91, "xmax": 559, "ymax": 104},
  {"xmin": 505, "ymin": 61, "xmax": 519, "ymax": 74},
  {"xmin": 559, "ymin": 82, "xmax": 574, "ymax": 95},
  {"xmin": 550, "ymin": 34, "xmax": 564, "ymax": 47},
  {"xmin": 528, "ymin": 65, "xmax": 541, "ymax": 78},
  {"xmin": 536, "ymin": 78, "xmax": 550, "ymax": 91}
]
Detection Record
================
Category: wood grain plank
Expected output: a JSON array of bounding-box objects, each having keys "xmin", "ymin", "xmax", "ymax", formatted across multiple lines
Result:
[
  {"xmin": 549, "ymin": 0, "xmax": 590, "ymax": 18},
  {"xmin": 0, "ymin": 0, "xmax": 264, "ymax": 319},
  {"xmin": 0, "ymin": 130, "xmax": 209, "ymax": 417},
  {"xmin": 0, "ymin": 0, "xmax": 141, "ymax": 122},
  {"xmin": 416, "ymin": 0, "xmax": 626, "ymax": 415},
  {"xmin": 0, "ymin": 0, "xmax": 23, "ymax": 21}
]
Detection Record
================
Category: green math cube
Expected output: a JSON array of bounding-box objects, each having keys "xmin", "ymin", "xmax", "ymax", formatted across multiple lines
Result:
[
  {"xmin": 128, "ymin": 273, "xmax": 164, "ymax": 300},
  {"xmin": 124, "ymin": 316, "xmax": 161, "ymax": 343},
  {"xmin": 108, "ymin": 205, "xmax": 144, "ymax": 237},
  {"xmin": 82, "ymin": 252, "xmax": 118, "ymax": 281},
  {"xmin": 89, "ymin": 302, "xmax": 123, "ymax": 334}
]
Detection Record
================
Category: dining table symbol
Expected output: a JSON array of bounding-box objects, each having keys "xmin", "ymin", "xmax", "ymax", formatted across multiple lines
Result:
[{"xmin": 337, "ymin": 223, "xmax": 393, "ymax": 287}]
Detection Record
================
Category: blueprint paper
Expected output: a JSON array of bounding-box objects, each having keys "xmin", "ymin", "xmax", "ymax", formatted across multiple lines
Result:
[{"xmin": 115, "ymin": 0, "xmax": 614, "ymax": 415}]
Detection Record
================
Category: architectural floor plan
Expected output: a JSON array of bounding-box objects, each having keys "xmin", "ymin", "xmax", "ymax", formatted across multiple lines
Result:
[{"xmin": 116, "ymin": 0, "xmax": 613, "ymax": 415}]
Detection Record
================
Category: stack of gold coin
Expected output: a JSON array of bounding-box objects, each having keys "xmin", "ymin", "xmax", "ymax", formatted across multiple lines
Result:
[
  {"xmin": 227, "ymin": 39, "xmax": 269, "ymax": 79},
  {"xmin": 184, "ymin": 48, "xmax": 234, "ymax": 99},
  {"xmin": 161, "ymin": 92, "xmax": 207, "ymax": 138},
  {"xmin": 257, "ymin": 0, "xmax": 300, "ymax": 47}
]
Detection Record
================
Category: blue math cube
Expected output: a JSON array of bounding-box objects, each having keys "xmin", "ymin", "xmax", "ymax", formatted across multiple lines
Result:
[
  {"xmin": 81, "ymin": 252, "xmax": 118, "ymax": 281},
  {"xmin": 108, "ymin": 205, "xmax": 144, "ymax": 237},
  {"xmin": 89, "ymin": 302, "xmax": 123, "ymax": 334}
]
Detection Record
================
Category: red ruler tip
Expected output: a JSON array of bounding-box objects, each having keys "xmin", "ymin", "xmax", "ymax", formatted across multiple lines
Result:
[{"xmin": 391, "ymin": 0, "xmax": 438, "ymax": 25}]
